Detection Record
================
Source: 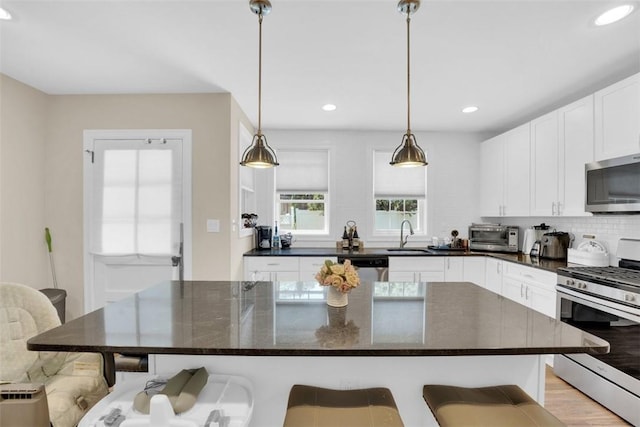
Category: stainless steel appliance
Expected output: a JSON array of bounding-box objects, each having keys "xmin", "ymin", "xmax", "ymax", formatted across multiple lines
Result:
[
  {"xmin": 338, "ymin": 255, "xmax": 388, "ymax": 282},
  {"xmin": 585, "ymin": 152, "xmax": 640, "ymax": 214},
  {"xmin": 468, "ymin": 224, "xmax": 518, "ymax": 253},
  {"xmin": 537, "ymin": 231, "xmax": 571, "ymax": 260},
  {"xmin": 555, "ymin": 238, "xmax": 640, "ymax": 425},
  {"xmin": 255, "ymin": 226, "xmax": 272, "ymax": 250}
]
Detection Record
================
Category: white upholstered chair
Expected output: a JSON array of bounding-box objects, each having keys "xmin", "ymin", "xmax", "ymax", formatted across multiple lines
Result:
[{"xmin": 0, "ymin": 282, "xmax": 109, "ymax": 427}]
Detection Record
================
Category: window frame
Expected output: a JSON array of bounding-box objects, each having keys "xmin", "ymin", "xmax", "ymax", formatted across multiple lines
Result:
[
  {"xmin": 371, "ymin": 150, "xmax": 428, "ymax": 238},
  {"xmin": 276, "ymin": 191, "xmax": 330, "ymax": 235},
  {"xmin": 274, "ymin": 149, "xmax": 331, "ymax": 236}
]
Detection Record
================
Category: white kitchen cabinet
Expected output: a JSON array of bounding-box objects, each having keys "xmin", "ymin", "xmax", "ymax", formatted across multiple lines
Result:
[
  {"xmin": 480, "ymin": 123, "xmax": 530, "ymax": 217},
  {"xmin": 530, "ymin": 111, "xmax": 559, "ymax": 216},
  {"xmin": 502, "ymin": 262, "xmax": 557, "ymax": 318},
  {"xmin": 243, "ymin": 256, "xmax": 299, "ymax": 282},
  {"xmin": 530, "ymin": 95, "xmax": 594, "ymax": 217},
  {"xmin": 444, "ymin": 257, "xmax": 464, "ymax": 281},
  {"xmin": 480, "ymin": 135, "xmax": 505, "ymax": 217},
  {"xmin": 388, "ymin": 257, "xmax": 445, "ymax": 282},
  {"xmin": 484, "ymin": 257, "xmax": 503, "ymax": 295},
  {"xmin": 463, "ymin": 257, "xmax": 486, "ymax": 288},
  {"xmin": 558, "ymin": 95, "xmax": 594, "ymax": 216},
  {"xmin": 594, "ymin": 73, "xmax": 640, "ymax": 161}
]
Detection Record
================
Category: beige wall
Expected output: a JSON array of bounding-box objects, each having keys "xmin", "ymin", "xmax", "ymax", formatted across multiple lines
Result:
[
  {"xmin": 0, "ymin": 75, "xmax": 49, "ymax": 288},
  {"xmin": 1, "ymin": 73, "xmax": 255, "ymax": 320}
]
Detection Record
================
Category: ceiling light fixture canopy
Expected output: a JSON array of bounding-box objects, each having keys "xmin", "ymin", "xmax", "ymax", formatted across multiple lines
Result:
[
  {"xmin": 240, "ymin": 0, "xmax": 279, "ymax": 168},
  {"xmin": 390, "ymin": 0, "xmax": 427, "ymax": 167}
]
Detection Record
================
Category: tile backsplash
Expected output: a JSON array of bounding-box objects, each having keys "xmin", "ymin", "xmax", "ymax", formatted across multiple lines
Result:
[{"xmin": 483, "ymin": 215, "xmax": 640, "ymax": 265}]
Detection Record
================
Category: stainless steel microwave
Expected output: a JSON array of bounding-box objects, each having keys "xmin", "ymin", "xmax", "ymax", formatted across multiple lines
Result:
[{"xmin": 585, "ymin": 153, "xmax": 640, "ymax": 213}]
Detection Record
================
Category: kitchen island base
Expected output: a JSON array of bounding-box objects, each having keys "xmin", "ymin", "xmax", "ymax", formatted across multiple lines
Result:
[{"xmin": 149, "ymin": 354, "xmax": 546, "ymax": 427}]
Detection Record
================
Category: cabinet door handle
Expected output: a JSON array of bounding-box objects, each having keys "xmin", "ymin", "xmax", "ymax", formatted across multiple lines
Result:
[
  {"xmin": 557, "ymin": 201, "xmax": 562, "ymax": 216},
  {"xmin": 552, "ymin": 202, "xmax": 557, "ymax": 216},
  {"xmin": 525, "ymin": 286, "xmax": 531, "ymax": 300},
  {"xmin": 497, "ymin": 263, "xmax": 501, "ymax": 274},
  {"xmin": 520, "ymin": 283, "xmax": 524, "ymax": 297},
  {"xmin": 447, "ymin": 258, "xmax": 450, "ymax": 269}
]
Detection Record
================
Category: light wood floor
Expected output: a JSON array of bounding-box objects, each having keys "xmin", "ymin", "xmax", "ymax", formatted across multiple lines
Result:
[{"xmin": 544, "ymin": 366, "xmax": 630, "ymax": 426}]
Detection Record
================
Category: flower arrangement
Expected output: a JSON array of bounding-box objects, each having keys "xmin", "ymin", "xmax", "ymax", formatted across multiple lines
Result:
[{"xmin": 315, "ymin": 259, "xmax": 360, "ymax": 293}]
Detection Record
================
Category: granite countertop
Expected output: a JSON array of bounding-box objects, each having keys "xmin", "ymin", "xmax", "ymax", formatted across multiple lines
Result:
[
  {"xmin": 28, "ymin": 280, "xmax": 607, "ymax": 357},
  {"xmin": 244, "ymin": 248, "xmax": 568, "ymax": 273}
]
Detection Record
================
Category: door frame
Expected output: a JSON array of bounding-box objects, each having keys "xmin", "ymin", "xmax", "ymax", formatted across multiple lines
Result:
[{"xmin": 82, "ymin": 129, "xmax": 192, "ymax": 313}]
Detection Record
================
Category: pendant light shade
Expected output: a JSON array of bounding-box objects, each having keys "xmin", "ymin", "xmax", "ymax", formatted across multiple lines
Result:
[
  {"xmin": 390, "ymin": 132, "xmax": 427, "ymax": 167},
  {"xmin": 241, "ymin": 134, "xmax": 279, "ymax": 168},
  {"xmin": 241, "ymin": 0, "xmax": 279, "ymax": 168},
  {"xmin": 390, "ymin": 0, "xmax": 427, "ymax": 167}
]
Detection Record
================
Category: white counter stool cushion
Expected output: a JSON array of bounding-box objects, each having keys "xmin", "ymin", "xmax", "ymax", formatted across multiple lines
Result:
[
  {"xmin": 0, "ymin": 282, "xmax": 109, "ymax": 427},
  {"xmin": 283, "ymin": 384, "xmax": 404, "ymax": 427},
  {"xmin": 422, "ymin": 384, "xmax": 565, "ymax": 427}
]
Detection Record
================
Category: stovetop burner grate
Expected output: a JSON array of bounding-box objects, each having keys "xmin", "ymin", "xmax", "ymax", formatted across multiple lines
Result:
[{"xmin": 561, "ymin": 266, "xmax": 640, "ymax": 288}]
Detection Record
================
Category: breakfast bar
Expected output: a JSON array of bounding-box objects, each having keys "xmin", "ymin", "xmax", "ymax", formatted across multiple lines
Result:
[{"xmin": 28, "ymin": 280, "xmax": 609, "ymax": 426}]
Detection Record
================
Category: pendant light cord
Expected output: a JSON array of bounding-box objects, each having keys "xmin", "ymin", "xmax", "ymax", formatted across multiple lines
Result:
[
  {"xmin": 257, "ymin": 13, "xmax": 264, "ymax": 136},
  {"xmin": 406, "ymin": 14, "xmax": 411, "ymax": 134}
]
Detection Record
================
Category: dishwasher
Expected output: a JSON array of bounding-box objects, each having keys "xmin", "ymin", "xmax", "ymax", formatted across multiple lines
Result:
[{"xmin": 337, "ymin": 255, "xmax": 389, "ymax": 282}]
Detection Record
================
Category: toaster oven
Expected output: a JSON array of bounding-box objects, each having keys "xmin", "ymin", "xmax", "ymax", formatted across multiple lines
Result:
[{"xmin": 469, "ymin": 224, "xmax": 519, "ymax": 253}]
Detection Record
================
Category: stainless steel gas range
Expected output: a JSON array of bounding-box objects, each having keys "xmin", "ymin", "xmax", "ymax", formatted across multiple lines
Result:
[{"xmin": 555, "ymin": 238, "xmax": 640, "ymax": 426}]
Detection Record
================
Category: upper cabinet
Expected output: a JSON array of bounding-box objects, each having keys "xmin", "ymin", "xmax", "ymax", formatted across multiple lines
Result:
[
  {"xmin": 480, "ymin": 123, "xmax": 530, "ymax": 217},
  {"xmin": 594, "ymin": 73, "xmax": 640, "ymax": 161},
  {"xmin": 530, "ymin": 95, "xmax": 594, "ymax": 217},
  {"xmin": 558, "ymin": 95, "xmax": 594, "ymax": 216}
]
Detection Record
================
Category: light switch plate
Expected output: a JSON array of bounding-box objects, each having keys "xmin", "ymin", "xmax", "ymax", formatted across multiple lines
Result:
[{"xmin": 206, "ymin": 219, "xmax": 220, "ymax": 233}]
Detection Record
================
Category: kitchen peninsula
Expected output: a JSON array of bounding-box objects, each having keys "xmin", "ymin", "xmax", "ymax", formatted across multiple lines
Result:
[{"xmin": 29, "ymin": 280, "xmax": 607, "ymax": 426}]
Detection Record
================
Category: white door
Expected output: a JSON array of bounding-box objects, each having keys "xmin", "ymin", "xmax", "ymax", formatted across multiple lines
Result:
[{"xmin": 83, "ymin": 130, "xmax": 192, "ymax": 312}]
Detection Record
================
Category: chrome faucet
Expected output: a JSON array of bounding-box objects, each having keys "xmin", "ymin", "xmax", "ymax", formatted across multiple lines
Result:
[{"xmin": 400, "ymin": 219, "xmax": 414, "ymax": 248}]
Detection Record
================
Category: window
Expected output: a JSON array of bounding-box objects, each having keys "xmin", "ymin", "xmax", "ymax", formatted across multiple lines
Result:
[
  {"xmin": 373, "ymin": 150, "xmax": 426, "ymax": 233},
  {"xmin": 275, "ymin": 150, "xmax": 329, "ymax": 234},
  {"xmin": 91, "ymin": 139, "xmax": 183, "ymax": 255}
]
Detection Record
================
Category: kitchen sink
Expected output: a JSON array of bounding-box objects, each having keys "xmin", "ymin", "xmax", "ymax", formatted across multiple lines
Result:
[{"xmin": 386, "ymin": 248, "xmax": 433, "ymax": 253}]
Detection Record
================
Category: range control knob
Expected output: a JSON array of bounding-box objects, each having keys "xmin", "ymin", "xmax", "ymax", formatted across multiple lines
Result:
[
  {"xmin": 625, "ymin": 294, "xmax": 636, "ymax": 303},
  {"xmin": 567, "ymin": 279, "xmax": 575, "ymax": 286}
]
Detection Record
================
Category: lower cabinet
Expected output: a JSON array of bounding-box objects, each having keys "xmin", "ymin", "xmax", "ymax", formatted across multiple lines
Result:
[
  {"xmin": 388, "ymin": 257, "xmax": 445, "ymax": 282},
  {"xmin": 444, "ymin": 257, "xmax": 464, "ymax": 281},
  {"xmin": 501, "ymin": 262, "xmax": 557, "ymax": 318},
  {"xmin": 484, "ymin": 257, "xmax": 504, "ymax": 295},
  {"xmin": 463, "ymin": 257, "xmax": 486, "ymax": 288},
  {"xmin": 243, "ymin": 256, "xmax": 300, "ymax": 282}
]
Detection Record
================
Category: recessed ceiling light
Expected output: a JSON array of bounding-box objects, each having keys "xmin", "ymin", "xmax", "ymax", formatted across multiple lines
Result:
[
  {"xmin": 594, "ymin": 5, "xmax": 634, "ymax": 26},
  {"xmin": 0, "ymin": 7, "xmax": 12, "ymax": 20},
  {"xmin": 322, "ymin": 104, "xmax": 337, "ymax": 112},
  {"xmin": 462, "ymin": 106, "xmax": 479, "ymax": 114}
]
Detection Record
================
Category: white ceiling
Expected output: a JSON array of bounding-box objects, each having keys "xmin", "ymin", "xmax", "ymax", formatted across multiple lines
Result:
[{"xmin": 1, "ymin": 0, "xmax": 639, "ymax": 135}]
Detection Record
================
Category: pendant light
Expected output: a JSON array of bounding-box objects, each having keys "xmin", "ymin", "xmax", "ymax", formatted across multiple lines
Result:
[
  {"xmin": 390, "ymin": 0, "xmax": 427, "ymax": 167},
  {"xmin": 240, "ymin": 0, "xmax": 279, "ymax": 168}
]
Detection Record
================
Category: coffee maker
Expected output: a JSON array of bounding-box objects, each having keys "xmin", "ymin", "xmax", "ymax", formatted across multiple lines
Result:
[{"xmin": 255, "ymin": 226, "xmax": 272, "ymax": 250}]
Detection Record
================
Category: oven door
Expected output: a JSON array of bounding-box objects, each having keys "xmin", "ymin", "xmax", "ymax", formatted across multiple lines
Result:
[{"xmin": 556, "ymin": 287, "xmax": 640, "ymax": 396}]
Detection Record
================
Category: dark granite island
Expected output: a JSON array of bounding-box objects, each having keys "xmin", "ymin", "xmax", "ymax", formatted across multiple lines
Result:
[{"xmin": 29, "ymin": 280, "xmax": 608, "ymax": 426}]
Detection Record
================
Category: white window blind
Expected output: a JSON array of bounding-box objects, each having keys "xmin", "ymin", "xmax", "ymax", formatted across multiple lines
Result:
[
  {"xmin": 276, "ymin": 150, "xmax": 329, "ymax": 192},
  {"xmin": 91, "ymin": 139, "xmax": 183, "ymax": 255},
  {"xmin": 374, "ymin": 151, "xmax": 426, "ymax": 197}
]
